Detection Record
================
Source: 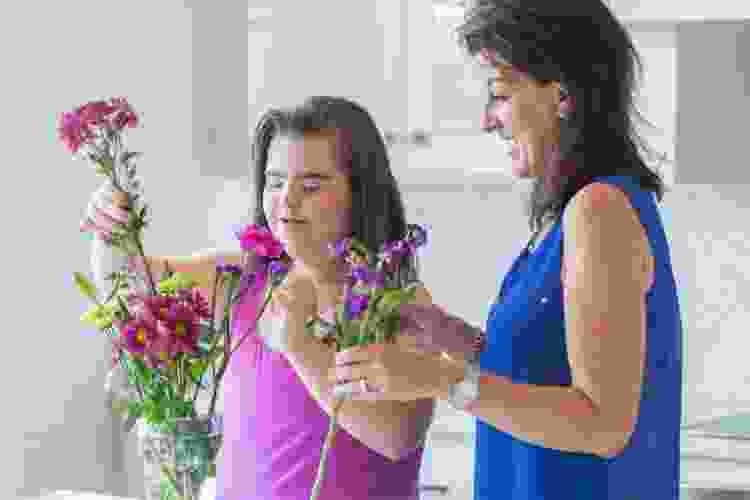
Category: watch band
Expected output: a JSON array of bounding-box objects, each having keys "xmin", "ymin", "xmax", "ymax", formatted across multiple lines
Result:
[{"xmin": 447, "ymin": 356, "xmax": 481, "ymax": 411}]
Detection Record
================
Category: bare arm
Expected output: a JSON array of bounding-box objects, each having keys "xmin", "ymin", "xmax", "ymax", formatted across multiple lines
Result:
[
  {"xmin": 284, "ymin": 286, "xmax": 437, "ymax": 462},
  {"xmin": 435, "ymin": 183, "xmax": 653, "ymax": 459}
]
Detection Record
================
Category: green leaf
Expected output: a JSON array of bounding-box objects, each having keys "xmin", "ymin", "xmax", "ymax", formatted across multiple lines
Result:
[
  {"xmin": 74, "ymin": 272, "xmax": 100, "ymax": 302},
  {"xmin": 190, "ymin": 360, "xmax": 208, "ymax": 382},
  {"xmin": 127, "ymin": 400, "xmax": 144, "ymax": 419}
]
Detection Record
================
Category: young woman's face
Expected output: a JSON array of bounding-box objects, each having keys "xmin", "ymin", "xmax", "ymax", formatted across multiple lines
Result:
[
  {"xmin": 480, "ymin": 56, "xmax": 563, "ymax": 178},
  {"xmin": 263, "ymin": 131, "xmax": 352, "ymax": 269}
]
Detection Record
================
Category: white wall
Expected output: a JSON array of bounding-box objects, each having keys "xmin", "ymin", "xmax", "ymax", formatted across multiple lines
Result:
[
  {"xmin": 1, "ymin": 2, "xmax": 245, "ymax": 498},
  {"xmin": 676, "ymin": 21, "xmax": 750, "ymax": 184}
]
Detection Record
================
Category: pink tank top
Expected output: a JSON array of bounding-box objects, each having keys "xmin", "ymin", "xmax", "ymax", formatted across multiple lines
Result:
[{"xmin": 218, "ymin": 276, "xmax": 424, "ymax": 500}]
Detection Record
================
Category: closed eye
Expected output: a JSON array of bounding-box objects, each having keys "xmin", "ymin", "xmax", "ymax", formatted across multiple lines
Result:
[{"xmin": 265, "ymin": 177, "xmax": 324, "ymax": 193}]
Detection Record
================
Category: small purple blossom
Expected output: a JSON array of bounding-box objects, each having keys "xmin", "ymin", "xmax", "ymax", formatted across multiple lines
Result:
[
  {"xmin": 237, "ymin": 271, "xmax": 258, "ymax": 298},
  {"xmin": 331, "ymin": 238, "xmax": 353, "ymax": 258},
  {"xmin": 351, "ymin": 265, "xmax": 370, "ymax": 283},
  {"xmin": 390, "ymin": 240, "xmax": 410, "ymax": 258},
  {"xmin": 345, "ymin": 293, "xmax": 369, "ymax": 321},
  {"xmin": 269, "ymin": 260, "xmax": 288, "ymax": 275},
  {"xmin": 216, "ymin": 264, "xmax": 243, "ymax": 275},
  {"xmin": 407, "ymin": 224, "xmax": 428, "ymax": 248}
]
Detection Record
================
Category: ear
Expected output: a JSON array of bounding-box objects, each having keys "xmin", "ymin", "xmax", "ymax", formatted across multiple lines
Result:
[{"xmin": 558, "ymin": 82, "xmax": 574, "ymax": 116}]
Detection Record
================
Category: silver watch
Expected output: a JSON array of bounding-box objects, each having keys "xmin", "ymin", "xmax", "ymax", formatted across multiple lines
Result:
[{"xmin": 447, "ymin": 352, "xmax": 481, "ymax": 411}]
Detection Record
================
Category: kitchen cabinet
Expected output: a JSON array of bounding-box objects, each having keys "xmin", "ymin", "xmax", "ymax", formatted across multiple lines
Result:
[
  {"xmin": 611, "ymin": 0, "xmax": 750, "ymax": 22},
  {"xmin": 246, "ymin": 1, "xmax": 398, "ymax": 152},
  {"xmin": 192, "ymin": 3, "xmax": 249, "ymax": 178}
]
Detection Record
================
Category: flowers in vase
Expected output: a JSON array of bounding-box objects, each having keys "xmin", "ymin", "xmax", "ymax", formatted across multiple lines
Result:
[{"xmin": 62, "ymin": 98, "xmax": 290, "ymax": 433}]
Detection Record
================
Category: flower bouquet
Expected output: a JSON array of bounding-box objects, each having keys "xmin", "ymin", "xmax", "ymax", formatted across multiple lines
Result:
[
  {"xmin": 62, "ymin": 97, "xmax": 290, "ymax": 500},
  {"xmin": 304, "ymin": 224, "xmax": 428, "ymax": 500}
]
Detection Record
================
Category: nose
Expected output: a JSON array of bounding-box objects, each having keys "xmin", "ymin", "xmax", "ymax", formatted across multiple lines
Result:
[{"xmin": 281, "ymin": 183, "xmax": 302, "ymax": 209}]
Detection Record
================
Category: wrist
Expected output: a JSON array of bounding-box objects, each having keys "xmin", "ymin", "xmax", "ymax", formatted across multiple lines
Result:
[
  {"xmin": 283, "ymin": 312, "xmax": 317, "ymax": 354},
  {"xmin": 435, "ymin": 356, "xmax": 468, "ymax": 401}
]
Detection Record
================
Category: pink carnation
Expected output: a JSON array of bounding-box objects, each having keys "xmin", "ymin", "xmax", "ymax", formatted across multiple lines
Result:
[{"xmin": 236, "ymin": 224, "xmax": 284, "ymax": 258}]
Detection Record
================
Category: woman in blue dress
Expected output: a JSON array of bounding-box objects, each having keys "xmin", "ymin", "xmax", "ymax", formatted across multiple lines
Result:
[{"xmin": 329, "ymin": 1, "xmax": 683, "ymax": 498}]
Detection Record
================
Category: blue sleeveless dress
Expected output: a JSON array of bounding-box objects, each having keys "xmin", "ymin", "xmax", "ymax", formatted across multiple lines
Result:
[{"xmin": 474, "ymin": 175, "xmax": 683, "ymax": 499}]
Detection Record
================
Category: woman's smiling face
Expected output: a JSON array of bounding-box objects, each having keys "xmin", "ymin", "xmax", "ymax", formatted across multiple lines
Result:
[{"xmin": 480, "ymin": 54, "xmax": 564, "ymax": 178}]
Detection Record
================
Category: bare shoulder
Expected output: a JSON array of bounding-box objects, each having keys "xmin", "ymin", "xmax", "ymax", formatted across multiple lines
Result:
[{"xmin": 563, "ymin": 182, "xmax": 654, "ymax": 291}]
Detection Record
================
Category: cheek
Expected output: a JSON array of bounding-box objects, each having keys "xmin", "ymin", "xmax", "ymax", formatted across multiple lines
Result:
[
  {"xmin": 318, "ymin": 191, "xmax": 338, "ymax": 210},
  {"xmin": 317, "ymin": 192, "xmax": 351, "ymax": 233}
]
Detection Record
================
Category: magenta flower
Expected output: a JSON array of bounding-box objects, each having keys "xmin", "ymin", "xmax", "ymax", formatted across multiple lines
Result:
[
  {"xmin": 109, "ymin": 97, "xmax": 138, "ymax": 130},
  {"xmin": 143, "ymin": 331, "xmax": 179, "ymax": 369},
  {"xmin": 160, "ymin": 302, "xmax": 200, "ymax": 354},
  {"xmin": 58, "ymin": 111, "xmax": 87, "ymax": 154},
  {"xmin": 187, "ymin": 288, "xmax": 211, "ymax": 320},
  {"xmin": 121, "ymin": 318, "xmax": 157, "ymax": 357},
  {"xmin": 235, "ymin": 224, "xmax": 284, "ymax": 258},
  {"xmin": 78, "ymin": 100, "xmax": 116, "ymax": 127},
  {"xmin": 139, "ymin": 295, "xmax": 176, "ymax": 325}
]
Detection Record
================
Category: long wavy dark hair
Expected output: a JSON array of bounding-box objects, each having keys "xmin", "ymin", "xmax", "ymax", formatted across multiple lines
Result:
[
  {"xmin": 456, "ymin": 0, "xmax": 667, "ymax": 233},
  {"xmin": 250, "ymin": 96, "xmax": 418, "ymax": 282}
]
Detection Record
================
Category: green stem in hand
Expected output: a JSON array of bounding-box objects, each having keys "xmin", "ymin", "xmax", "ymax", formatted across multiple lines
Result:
[{"xmin": 309, "ymin": 397, "xmax": 345, "ymax": 500}]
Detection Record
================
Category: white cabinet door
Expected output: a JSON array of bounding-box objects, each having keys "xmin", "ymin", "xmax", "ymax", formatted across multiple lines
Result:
[
  {"xmin": 193, "ymin": 3, "xmax": 249, "ymax": 179},
  {"xmin": 246, "ymin": 1, "xmax": 394, "ymax": 143},
  {"xmin": 612, "ymin": 0, "xmax": 750, "ymax": 22}
]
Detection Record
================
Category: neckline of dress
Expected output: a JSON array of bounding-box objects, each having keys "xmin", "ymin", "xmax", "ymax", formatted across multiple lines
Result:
[{"xmin": 524, "ymin": 218, "xmax": 558, "ymax": 255}]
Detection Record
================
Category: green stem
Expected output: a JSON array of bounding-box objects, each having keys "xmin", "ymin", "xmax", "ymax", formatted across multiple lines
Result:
[
  {"xmin": 309, "ymin": 397, "xmax": 345, "ymax": 500},
  {"xmin": 207, "ymin": 284, "xmax": 273, "ymax": 418},
  {"xmin": 133, "ymin": 235, "xmax": 157, "ymax": 296}
]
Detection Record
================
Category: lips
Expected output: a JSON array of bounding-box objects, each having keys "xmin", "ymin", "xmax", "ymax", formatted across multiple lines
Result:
[{"xmin": 280, "ymin": 217, "xmax": 307, "ymax": 224}]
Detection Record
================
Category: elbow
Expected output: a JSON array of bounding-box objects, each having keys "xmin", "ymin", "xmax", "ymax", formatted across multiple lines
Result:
[
  {"xmin": 377, "ymin": 425, "xmax": 427, "ymax": 462},
  {"xmin": 383, "ymin": 442, "xmax": 422, "ymax": 463},
  {"xmin": 593, "ymin": 421, "xmax": 636, "ymax": 460}
]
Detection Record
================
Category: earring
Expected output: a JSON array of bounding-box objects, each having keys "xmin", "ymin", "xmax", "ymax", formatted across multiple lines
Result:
[{"xmin": 559, "ymin": 85, "xmax": 572, "ymax": 120}]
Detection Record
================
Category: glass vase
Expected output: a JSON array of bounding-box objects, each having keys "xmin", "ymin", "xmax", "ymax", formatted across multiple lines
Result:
[{"xmin": 137, "ymin": 415, "xmax": 222, "ymax": 500}]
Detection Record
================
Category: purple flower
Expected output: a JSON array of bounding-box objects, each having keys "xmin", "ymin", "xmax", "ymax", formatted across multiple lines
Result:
[
  {"xmin": 331, "ymin": 238, "xmax": 353, "ymax": 258},
  {"xmin": 237, "ymin": 271, "xmax": 257, "ymax": 298},
  {"xmin": 351, "ymin": 264, "xmax": 370, "ymax": 283},
  {"xmin": 345, "ymin": 293, "xmax": 369, "ymax": 321},
  {"xmin": 216, "ymin": 263, "xmax": 243, "ymax": 275},
  {"xmin": 407, "ymin": 224, "xmax": 428, "ymax": 248},
  {"xmin": 269, "ymin": 260, "xmax": 288, "ymax": 275},
  {"xmin": 390, "ymin": 240, "xmax": 410, "ymax": 258}
]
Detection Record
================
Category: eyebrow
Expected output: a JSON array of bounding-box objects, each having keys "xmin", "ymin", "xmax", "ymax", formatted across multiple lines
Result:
[{"xmin": 265, "ymin": 169, "xmax": 332, "ymax": 180}]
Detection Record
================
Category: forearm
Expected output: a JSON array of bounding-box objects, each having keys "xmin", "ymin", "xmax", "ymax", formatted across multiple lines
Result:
[
  {"xmin": 285, "ymin": 322, "xmax": 434, "ymax": 461},
  {"xmin": 145, "ymin": 252, "xmax": 242, "ymax": 290},
  {"xmin": 434, "ymin": 362, "xmax": 627, "ymax": 459}
]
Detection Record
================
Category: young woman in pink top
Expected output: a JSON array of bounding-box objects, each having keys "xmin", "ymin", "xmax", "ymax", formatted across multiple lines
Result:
[{"xmin": 90, "ymin": 96, "xmax": 441, "ymax": 499}]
